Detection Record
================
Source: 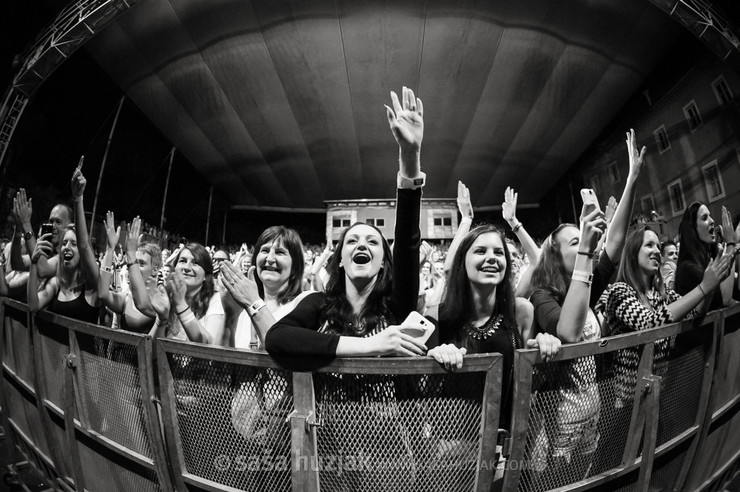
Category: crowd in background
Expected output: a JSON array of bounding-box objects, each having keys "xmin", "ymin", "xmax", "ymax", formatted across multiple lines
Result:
[{"xmin": 2, "ymin": 87, "xmax": 740, "ymax": 488}]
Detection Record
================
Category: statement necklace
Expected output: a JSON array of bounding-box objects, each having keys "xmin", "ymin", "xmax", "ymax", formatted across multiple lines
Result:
[{"xmin": 464, "ymin": 314, "xmax": 504, "ymax": 340}]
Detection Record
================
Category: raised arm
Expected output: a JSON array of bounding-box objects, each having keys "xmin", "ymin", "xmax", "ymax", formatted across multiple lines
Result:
[
  {"xmin": 502, "ymin": 186, "xmax": 541, "ymax": 263},
  {"xmin": 444, "ymin": 181, "xmax": 474, "ymax": 273},
  {"xmin": 125, "ymin": 217, "xmax": 156, "ymax": 317},
  {"xmin": 386, "ymin": 86, "xmax": 424, "ymax": 314},
  {"xmin": 70, "ymin": 167, "xmax": 99, "ymax": 289},
  {"xmin": 97, "ymin": 211, "xmax": 126, "ymax": 312},
  {"xmin": 26, "ymin": 237, "xmax": 57, "ymax": 312},
  {"xmin": 555, "ymin": 207, "xmax": 606, "ymax": 343},
  {"xmin": 718, "ymin": 206, "xmax": 737, "ymax": 306},
  {"xmin": 605, "ymin": 129, "xmax": 645, "ymax": 261}
]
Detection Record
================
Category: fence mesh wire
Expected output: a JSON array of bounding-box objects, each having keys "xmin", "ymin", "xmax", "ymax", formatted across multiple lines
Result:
[
  {"xmin": 167, "ymin": 353, "xmax": 293, "ymax": 492},
  {"xmin": 75, "ymin": 332, "xmax": 152, "ymax": 458},
  {"xmin": 3, "ymin": 312, "xmax": 35, "ymax": 388},
  {"xmin": 517, "ymin": 352, "xmax": 635, "ymax": 492},
  {"xmin": 36, "ymin": 322, "xmax": 69, "ymax": 412},
  {"xmin": 312, "ymin": 371, "xmax": 488, "ymax": 492}
]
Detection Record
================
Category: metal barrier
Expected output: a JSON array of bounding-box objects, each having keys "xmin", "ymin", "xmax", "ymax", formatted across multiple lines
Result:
[{"xmin": 2, "ymin": 294, "xmax": 740, "ymax": 491}]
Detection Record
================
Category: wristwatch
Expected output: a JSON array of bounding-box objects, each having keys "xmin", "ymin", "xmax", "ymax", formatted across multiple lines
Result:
[
  {"xmin": 23, "ymin": 230, "xmax": 33, "ymax": 241},
  {"xmin": 397, "ymin": 172, "xmax": 426, "ymax": 189},
  {"xmin": 247, "ymin": 299, "xmax": 267, "ymax": 317}
]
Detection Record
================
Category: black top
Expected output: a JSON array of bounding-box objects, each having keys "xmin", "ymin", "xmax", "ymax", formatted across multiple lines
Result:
[
  {"xmin": 49, "ymin": 291, "xmax": 99, "ymax": 324},
  {"xmin": 674, "ymin": 259, "xmax": 724, "ymax": 311},
  {"xmin": 265, "ymin": 188, "xmax": 421, "ymax": 371}
]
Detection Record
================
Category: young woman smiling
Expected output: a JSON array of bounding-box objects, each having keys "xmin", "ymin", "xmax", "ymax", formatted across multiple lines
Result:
[
  {"xmin": 605, "ymin": 226, "xmax": 733, "ymax": 407},
  {"xmin": 149, "ymin": 242, "xmax": 225, "ymax": 345},
  {"xmin": 263, "ymin": 86, "xmax": 427, "ymax": 371}
]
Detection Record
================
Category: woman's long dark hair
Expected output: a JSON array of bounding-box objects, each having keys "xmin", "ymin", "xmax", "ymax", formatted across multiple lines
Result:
[
  {"xmin": 320, "ymin": 222, "xmax": 394, "ymax": 336},
  {"xmin": 253, "ymin": 226, "xmax": 305, "ymax": 305},
  {"xmin": 677, "ymin": 201, "xmax": 717, "ymax": 269},
  {"xmin": 172, "ymin": 243, "xmax": 215, "ymax": 319},
  {"xmin": 529, "ymin": 223, "xmax": 577, "ymax": 304},
  {"xmin": 616, "ymin": 226, "xmax": 666, "ymax": 300},
  {"xmin": 440, "ymin": 224, "xmax": 519, "ymax": 348}
]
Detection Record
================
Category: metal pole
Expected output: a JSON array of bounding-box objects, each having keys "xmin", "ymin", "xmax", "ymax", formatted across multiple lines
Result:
[
  {"xmin": 205, "ymin": 185, "xmax": 214, "ymax": 245},
  {"xmin": 90, "ymin": 96, "xmax": 125, "ymax": 235},
  {"xmin": 160, "ymin": 147, "xmax": 175, "ymax": 231},
  {"xmin": 222, "ymin": 208, "xmax": 228, "ymax": 245}
]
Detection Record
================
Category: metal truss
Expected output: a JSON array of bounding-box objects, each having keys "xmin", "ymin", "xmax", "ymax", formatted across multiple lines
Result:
[{"xmin": 0, "ymin": 0, "xmax": 141, "ymax": 172}]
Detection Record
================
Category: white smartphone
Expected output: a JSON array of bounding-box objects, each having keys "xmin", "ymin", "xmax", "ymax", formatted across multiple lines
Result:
[
  {"xmin": 399, "ymin": 311, "xmax": 434, "ymax": 344},
  {"xmin": 580, "ymin": 188, "xmax": 600, "ymax": 215}
]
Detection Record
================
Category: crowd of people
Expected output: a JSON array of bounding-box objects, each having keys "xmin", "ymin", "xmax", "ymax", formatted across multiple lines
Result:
[{"xmin": 2, "ymin": 87, "xmax": 740, "ymax": 487}]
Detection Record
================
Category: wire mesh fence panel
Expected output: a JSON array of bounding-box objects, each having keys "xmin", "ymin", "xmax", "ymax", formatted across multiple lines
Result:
[
  {"xmin": 2, "ymin": 377, "xmax": 52, "ymax": 460},
  {"xmin": 649, "ymin": 440, "xmax": 691, "ymax": 490},
  {"xmin": 516, "ymin": 351, "xmax": 636, "ymax": 492},
  {"xmin": 35, "ymin": 321, "xmax": 70, "ymax": 413},
  {"xmin": 312, "ymin": 372, "xmax": 487, "ymax": 492},
  {"xmin": 654, "ymin": 333, "xmax": 705, "ymax": 447},
  {"xmin": 2, "ymin": 307, "xmax": 34, "ymax": 388},
  {"xmin": 75, "ymin": 331, "xmax": 152, "ymax": 458},
  {"xmin": 76, "ymin": 431, "xmax": 161, "ymax": 492},
  {"xmin": 167, "ymin": 354, "xmax": 293, "ymax": 492}
]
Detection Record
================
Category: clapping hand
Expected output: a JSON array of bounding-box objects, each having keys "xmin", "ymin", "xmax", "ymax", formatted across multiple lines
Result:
[
  {"xmin": 104, "ymin": 211, "xmax": 121, "ymax": 250},
  {"xmin": 220, "ymin": 261, "xmax": 261, "ymax": 309}
]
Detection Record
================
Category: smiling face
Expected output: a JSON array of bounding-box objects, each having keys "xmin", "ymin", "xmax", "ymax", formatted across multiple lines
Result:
[
  {"xmin": 555, "ymin": 225, "xmax": 581, "ymax": 276},
  {"xmin": 638, "ymin": 229, "xmax": 662, "ymax": 277},
  {"xmin": 134, "ymin": 250, "xmax": 155, "ymax": 281},
  {"xmin": 175, "ymin": 248, "xmax": 206, "ymax": 292},
  {"xmin": 662, "ymin": 244, "xmax": 678, "ymax": 263},
  {"xmin": 464, "ymin": 232, "xmax": 507, "ymax": 288},
  {"xmin": 60, "ymin": 229, "xmax": 79, "ymax": 270},
  {"xmin": 256, "ymin": 239, "xmax": 292, "ymax": 291},
  {"xmin": 695, "ymin": 204, "xmax": 715, "ymax": 244},
  {"xmin": 340, "ymin": 224, "xmax": 384, "ymax": 283}
]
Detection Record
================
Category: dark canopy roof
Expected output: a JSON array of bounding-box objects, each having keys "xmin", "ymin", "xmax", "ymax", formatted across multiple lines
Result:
[{"xmin": 85, "ymin": 0, "xmax": 682, "ymax": 210}]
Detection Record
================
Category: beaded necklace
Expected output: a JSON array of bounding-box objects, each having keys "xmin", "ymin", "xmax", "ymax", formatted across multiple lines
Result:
[{"xmin": 463, "ymin": 313, "xmax": 504, "ymax": 340}]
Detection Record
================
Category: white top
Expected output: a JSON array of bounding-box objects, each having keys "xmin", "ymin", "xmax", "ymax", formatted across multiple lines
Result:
[
  {"xmin": 168, "ymin": 293, "xmax": 225, "ymax": 345},
  {"xmin": 234, "ymin": 291, "xmax": 312, "ymax": 350}
]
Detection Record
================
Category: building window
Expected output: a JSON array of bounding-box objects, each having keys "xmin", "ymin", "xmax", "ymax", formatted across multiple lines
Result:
[
  {"xmin": 683, "ymin": 101, "xmax": 702, "ymax": 131},
  {"xmin": 332, "ymin": 219, "xmax": 341, "ymax": 228},
  {"xmin": 590, "ymin": 175, "xmax": 600, "ymax": 195},
  {"xmin": 376, "ymin": 218, "xmax": 385, "ymax": 227},
  {"xmin": 712, "ymin": 76, "xmax": 733, "ymax": 106},
  {"xmin": 443, "ymin": 217, "xmax": 452, "ymax": 226},
  {"xmin": 702, "ymin": 160, "xmax": 726, "ymax": 202},
  {"xmin": 607, "ymin": 161, "xmax": 620, "ymax": 183},
  {"xmin": 342, "ymin": 219, "xmax": 351, "ymax": 227},
  {"xmin": 641, "ymin": 193, "xmax": 655, "ymax": 214},
  {"xmin": 667, "ymin": 179, "xmax": 685, "ymax": 216},
  {"xmin": 654, "ymin": 125, "xmax": 670, "ymax": 153},
  {"xmin": 433, "ymin": 218, "xmax": 442, "ymax": 226}
]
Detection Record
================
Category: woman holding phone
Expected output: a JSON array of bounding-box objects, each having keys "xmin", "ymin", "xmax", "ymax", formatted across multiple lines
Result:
[{"xmin": 263, "ymin": 86, "xmax": 427, "ymax": 370}]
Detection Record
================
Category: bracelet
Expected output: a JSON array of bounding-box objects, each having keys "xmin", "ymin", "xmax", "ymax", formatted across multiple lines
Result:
[
  {"xmin": 176, "ymin": 306, "xmax": 190, "ymax": 316},
  {"xmin": 577, "ymin": 250, "xmax": 596, "ymax": 258},
  {"xmin": 697, "ymin": 284, "xmax": 708, "ymax": 298},
  {"xmin": 247, "ymin": 299, "xmax": 267, "ymax": 317},
  {"xmin": 571, "ymin": 270, "xmax": 593, "ymax": 286},
  {"xmin": 126, "ymin": 261, "xmax": 136, "ymax": 268},
  {"xmin": 726, "ymin": 242, "xmax": 736, "ymax": 247},
  {"xmin": 100, "ymin": 265, "xmax": 114, "ymax": 274},
  {"xmin": 397, "ymin": 172, "xmax": 426, "ymax": 189},
  {"xmin": 511, "ymin": 222, "xmax": 522, "ymax": 233},
  {"xmin": 179, "ymin": 311, "xmax": 196, "ymax": 324}
]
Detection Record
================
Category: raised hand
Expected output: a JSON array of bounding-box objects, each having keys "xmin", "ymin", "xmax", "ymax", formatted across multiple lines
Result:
[
  {"xmin": 502, "ymin": 186, "xmax": 518, "ymax": 225},
  {"xmin": 13, "ymin": 189, "xmax": 33, "ymax": 231},
  {"xmin": 579, "ymin": 206, "xmax": 607, "ymax": 254},
  {"xmin": 71, "ymin": 167, "xmax": 86, "ymax": 200},
  {"xmin": 126, "ymin": 216, "xmax": 142, "ymax": 259},
  {"xmin": 419, "ymin": 241, "xmax": 432, "ymax": 264},
  {"xmin": 385, "ymin": 86, "xmax": 424, "ymax": 154},
  {"xmin": 166, "ymin": 271, "xmax": 188, "ymax": 309},
  {"xmin": 31, "ymin": 233, "xmax": 54, "ymax": 263},
  {"xmin": 625, "ymin": 128, "xmax": 646, "ymax": 181},
  {"xmin": 458, "ymin": 181, "xmax": 474, "ymax": 220},
  {"xmin": 220, "ymin": 261, "xmax": 260, "ymax": 309},
  {"xmin": 703, "ymin": 250, "xmax": 735, "ymax": 290},
  {"xmin": 719, "ymin": 206, "xmax": 736, "ymax": 245},
  {"xmin": 104, "ymin": 211, "xmax": 121, "ymax": 250}
]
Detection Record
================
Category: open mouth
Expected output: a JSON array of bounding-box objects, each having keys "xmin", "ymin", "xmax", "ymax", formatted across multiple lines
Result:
[
  {"xmin": 62, "ymin": 251, "xmax": 74, "ymax": 261},
  {"xmin": 353, "ymin": 252, "xmax": 371, "ymax": 265},
  {"xmin": 481, "ymin": 265, "xmax": 500, "ymax": 273},
  {"xmin": 262, "ymin": 265, "xmax": 280, "ymax": 273}
]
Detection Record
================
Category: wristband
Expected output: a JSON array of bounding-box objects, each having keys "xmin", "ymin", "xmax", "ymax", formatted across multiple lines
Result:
[
  {"xmin": 247, "ymin": 299, "xmax": 267, "ymax": 317},
  {"xmin": 577, "ymin": 250, "xmax": 596, "ymax": 258},
  {"xmin": 179, "ymin": 311, "xmax": 196, "ymax": 324},
  {"xmin": 511, "ymin": 222, "xmax": 522, "ymax": 233},
  {"xmin": 571, "ymin": 270, "xmax": 593, "ymax": 286},
  {"xmin": 100, "ymin": 265, "xmax": 114, "ymax": 274},
  {"xmin": 176, "ymin": 306, "xmax": 190, "ymax": 316},
  {"xmin": 726, "ymin": 242, "xmax": 736, "ymax": 247},
  {"xmin": 397, "ymin": 172, "xmax": 426, "ymax": 189},
  {"xmin": 697, "ymin": 284, "xmax": 708, "ymax": 298}
]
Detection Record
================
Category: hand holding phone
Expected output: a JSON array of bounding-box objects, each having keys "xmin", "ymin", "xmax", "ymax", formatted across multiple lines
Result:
[
  {"xmin": 580, "ymin": 188, "xmax": 601, "ymax": 216},
  {"xmin": 399, "ymin": 311, "xmax": 434, "ymax": 344},
  {"xmin": 39, "ymin": 223, "xmax": 53, "ymax": 237}
]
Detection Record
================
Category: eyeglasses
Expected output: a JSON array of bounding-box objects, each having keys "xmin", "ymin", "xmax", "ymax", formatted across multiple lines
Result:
[{"xmin": 214, "ymin": 257, "xmax": 228, "ymax": 262}]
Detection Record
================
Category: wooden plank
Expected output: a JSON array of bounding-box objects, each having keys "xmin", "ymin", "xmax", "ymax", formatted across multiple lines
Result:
[
  {"xmin": 622, "ymin": 342, "xmax": 654, "ymax": 466},
  {"xmin": 637, "ymin": 375, "xmax": 662, "ymax": 492},
  {"xmin": 289, "ymin": 372, "xmax": 319, "ymax": 492},
  {"xmin": 475, "ymin": 356, "xmax": 502, "ymax": 492}
]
